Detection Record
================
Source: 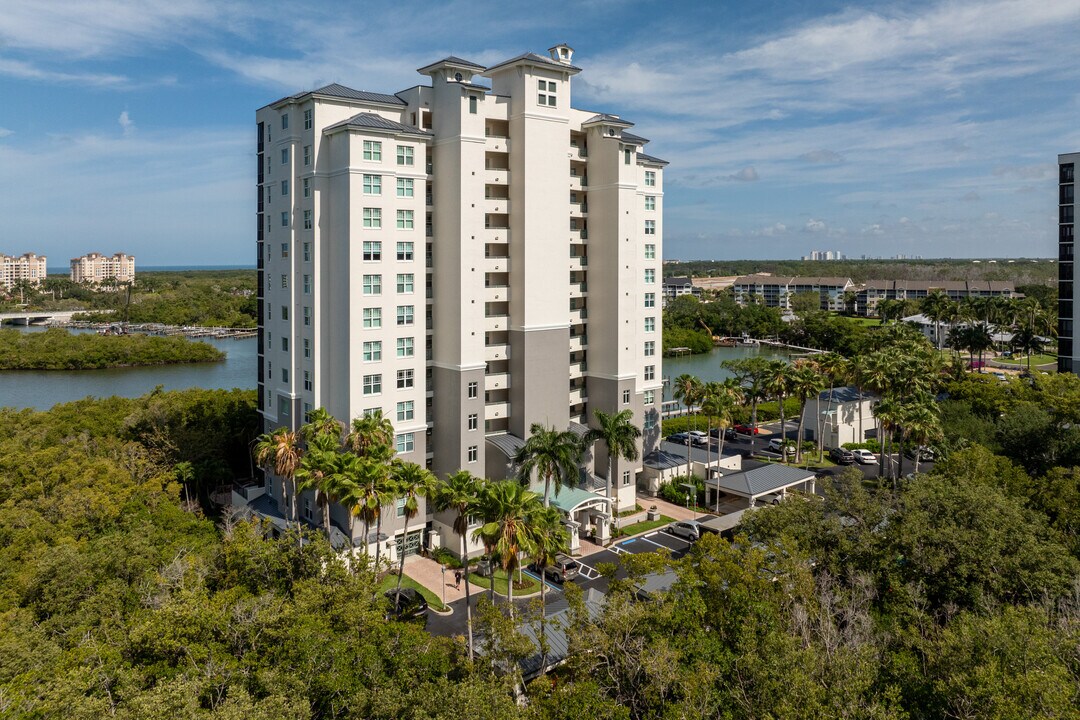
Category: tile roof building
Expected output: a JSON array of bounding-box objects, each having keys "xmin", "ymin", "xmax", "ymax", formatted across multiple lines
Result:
[
  {"xmin": 70, "ymin": 252, "xmax": 136, "ymax": 285},
  {"xmin": 0, "ymin": 253, "xmax": 47, "ymax": 289}
]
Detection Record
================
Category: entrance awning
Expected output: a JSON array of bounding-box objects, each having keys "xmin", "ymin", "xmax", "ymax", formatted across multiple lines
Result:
[{"xmin": 530, "ymin": 481, "xmax": 612, "ymax": 516}]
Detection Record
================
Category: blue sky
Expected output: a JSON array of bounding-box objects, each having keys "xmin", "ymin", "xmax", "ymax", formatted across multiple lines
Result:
[{"xmin": 1, "ymin": 0, "xmax": 1079, "ymax": 265}]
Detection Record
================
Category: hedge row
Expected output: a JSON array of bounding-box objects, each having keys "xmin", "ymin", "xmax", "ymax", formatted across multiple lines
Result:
[{"xmin": 660, "ymin": 398, "xmax": 802, "ymax": 436}]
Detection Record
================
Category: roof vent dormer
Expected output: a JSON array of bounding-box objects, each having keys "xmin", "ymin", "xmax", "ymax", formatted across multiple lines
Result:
[{"xmin": 549, "ymin": 44, "xmax": 574, "ymax": 65}]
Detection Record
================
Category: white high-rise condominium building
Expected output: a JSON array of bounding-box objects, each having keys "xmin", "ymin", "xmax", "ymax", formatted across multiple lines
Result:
[
  {"xmin": 254, "ymin": 45, "xmax": 665, "ymax": 556},
  {"xmin": 70, "ymin": 252, "xmax": 136, "ymax": 285},
  {"xmin": 0, "ymin": 253, "xmax": 47, "ymax": 289},
  {"xmin": 1059, "ymin": 152, "xmax": 1076, "ymax": 373}
]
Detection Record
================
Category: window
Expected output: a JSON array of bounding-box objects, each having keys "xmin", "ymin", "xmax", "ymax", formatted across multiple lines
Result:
[
  {"xmin": 281, "ymin": 180, "xmax": 289, "ymax": 195},
  {"xmin": 622, "ymin": 470, "xmax": 631, "ymax": 487},
  {"xmin": 282, "ymin": 368, "xmax": 290, "ymax": 382},
  {"xmin": 304, "ymin": 370, "xmax": 312, "ymax": 391},
  {"xmin": 396, "ymin": 497, "xmax": 407, "ymax": 517},
  {"xmin": 396, "ymin": 432, "xmax": 414, "ymax": 453},
  {"xmin": 281, "ymin": 211, "xmax": 289, "ymax": 227},
  {"xmin": 280, "ymin": 274, "xmax": 288, "ymax": 288},
  {"xmin": 397, "ymin": 241, "xmax": 414, "ymax": 261},
  {"xmin": 281, "ymin": 149, "xmax": 289, "ymax": 164},
  {"xmin": 303, "ymin": 178, "xmax": 310, "ymax": 198},
  {"xmin": 281, "ymin": 114, "xmax": 289, "ymax": 130},
  {"xmin": 303, "ymin": 242, "xmax": 311, "ymax": 261},
  {"xmin": 281, "ymin": 336, "xmax": 289, "ymax": 351},
  {"xmin": 363, "ymin": 140, "xmax": 382, "ymax": 161},
  {"xmin": 537, "ymin": 79, "xmax": 556, "ymax": 107},
  {"xmin": 645, "ymin": 170, "xmax": 656, "ymax": 187},
  {"xmin": 281, "ymin": 305, "xmax": 289, "ymax": 320},
  {"xmin": 363, "ymin": 207, "xmax": 382, "ymax": 228},
  {"xmin": 397, "ymin": 369, "xmax": 414, "ymax": 389},
  {"xmin": 267, "ymin": 361, "xmax": 272, "ymax": 379},
  {"xmin": 644, "ymin": 244, "xmax": 656, "ymax": 259},
  {"xmin": 281, "ymin": 242, "xmax": 289, "ymax": 258},
  {"xmin": 397, "ymin": 209, "xmax": 414, "ymax": 230},
  {"xmin": 644, "ymin": 292, "xmax": 656, "ymax": 308},
  {"xmin": 397, "ymin": 273, "xmax": 414, "ymax": 293},
  {"xmin": 397, "ymin": 177, "xmax": 414, "ymax": 197},
  {"xmin": 303, "ymin": 338, "xmax": 310, "ymax": 358},
  {"xmin": 363, "ymin": 341, "xmax": 382, "ymax": 361},
  {"xmin": 396, "ymin": 145, "xmax": 414, "ymax": 166},
  {"xmin": 397, "ymin": 305, "xmax": 414, "ymax": 325},
  {"xmin": 644, "ymin": 341, "xmax": 655, "ymax": 357},
  {"xmin": 645, "ymin": 220, "xmax": 656, "ymax": 235},
  {"xmin": 645, "ymin": 195, "xmax": 656, "ymax": 211},
  {"xmin": 303, "ymin": 306, "xmax": 310, "ymax": 326},
  {"xmin": 363, "ymin": 241, "xmax": 382, "ymax": 261},
  {"xmin": 362, "ymin": 274, "xmax": 381, "ymax": 295},
  {"xmin": 644, "ymin": 364, "xmax": 655, "ymax": 381},
  {"xmin": 396, "ymin": 400, "xmax": 415, "ymax": 422},
  {"xmin": 622, "ymin": 389, "xmax": 631, "ymax": 404},
  {"xmin": 644, "ymin": 389, "xmax": 655, "ymax": 405},
  {"xmin": 468, "ymin": 413, "xmax": 478, "ymax": 431},
  {"xmin": 363, "ymin": 174, "xmax": 381, "ymax": 195},
  {"xmin": 644, "ymin": 269, "xmax": 655, "ymax": 284},
  {"xmin": 467, "ymin": 381, "xmax": 478, "ymax": 399},
  {"xmin": 644, "ymin": 413, "xmax": 657, "ymax": 431},
  {"xmin": 397, "ymin": 337, "xmax": 415, "ymax": 358},
  {"xmin": 624, "ymin": 148, "xmax": 631, "ymax": 165},
  {"xmin": 645, "ymin": 316, "xmax": 655, "ymax": 332},
  {"xmin": 303, "ymin": 109, "xmax": 312, "ymax": 129},
  {"xmin": 363, "ymin": 307, "xmax": 382, "ymax": 328},
  {"xmin": 303, "ymin": 275, "xmax": 311, "ymax": 293},
  {"xmin": 268, "ymin": 305, "xmax": 272, "ymax": 320},
  {"xmin": 277, "ymin": 394, "xmax": 292, "ymax": 419},
  {"xmin": 469, "ymin": 95, "xmax": 477, "ymax": 114},
  {"xmin": 303, "ymin": 209, "xmax": 312, "ymax": 229},
  {"xmin": 303, "ymin": 145, "xmax": 311, "ymax": 166},
  {"xmin": 468, "ymin": 446, "xmax": 478, "ymax": 463}
]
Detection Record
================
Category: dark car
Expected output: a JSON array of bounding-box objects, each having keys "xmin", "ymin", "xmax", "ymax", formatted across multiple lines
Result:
[
  {"xmin": 541, "ymin": 553, "xmax": 580, "ymax": 583},
  {"xmin": 384, "ymin": 587, "xmax": 429, "ymax": 622},
  {"xmin": 829, "ymin": 447, "xmax": 856, "ymax": 465},
  {"xmin": 733, "ymin": 424, "xmax": 761, "ymax": 435},
  {"xmin": 710, "ymin": 427, "xmax": 739, "ymax": 441},
  {"xmin": 667, "ymin": 432, "xmax": 690, "ymax": 444}
]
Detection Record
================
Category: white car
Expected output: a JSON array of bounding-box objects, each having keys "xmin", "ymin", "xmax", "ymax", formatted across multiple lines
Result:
[
  {"xmin": 687, "ymin": 431, "xmax": 709, "ymax": 447},
  {"xmin": 767, "ymin": 438, "xmax": 796, "ymax": 456},
  {"xmin": 852, "ymin": 449, "xmax": 877, "ymax": 465}
]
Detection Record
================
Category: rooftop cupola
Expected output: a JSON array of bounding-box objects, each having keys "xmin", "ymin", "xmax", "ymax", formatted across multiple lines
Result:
[{"xmin": 548, "ymin": 44, "xmax": 574, "ymax": 65}]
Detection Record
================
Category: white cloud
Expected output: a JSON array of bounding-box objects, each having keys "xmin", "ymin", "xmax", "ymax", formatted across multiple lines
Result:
[
  {"xmin": 0, "ymin": 57, "xmax": 128, "ymax": 86},
  {"xmin": 728, "ymin": 166, "xmax": 759, "ymax": 182},
  {"xmin": 804, "ymin": 219, "xmax": 827, "ymax": 233},
  {"xmin": 118, "ymin": 111, "xmax": 135, "ymax": 137},
  {"xmin": 799, "ymin": 149, "xmax": 844, "ymax": 163},
  {"xmin": 0, "ymin": 128, "xmax": 12, "ymax": 139},
  {"xmin": 761, "ymin": 222, "xmax": 786, "ymax": 236}
]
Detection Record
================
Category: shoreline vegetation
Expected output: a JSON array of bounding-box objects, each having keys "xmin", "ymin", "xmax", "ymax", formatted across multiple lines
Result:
[{"xmin": 0, "ymin": 327, "xmax": 225, "ymax": 370}]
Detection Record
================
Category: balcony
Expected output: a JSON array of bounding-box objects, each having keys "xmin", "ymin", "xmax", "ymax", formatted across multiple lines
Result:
[
  {"xmin": 569, "ymin": 255, "xmax": 587, "ymax": 271},
  {"xmin": 569, "ymin": 282, "xmax": 588, "ymax": 299},
  {"xmin": 569, "ymin": 202, "xmax": 588, "ymax": 219},
  {"xmin": 569, "ymin": 361, "xmax": 587, "ymax": 379},
  {"xmin": 569, "ymin": 334, "xmax": 588, "ymax": 352},
  {"xmin": 569, "ymin": 175, "xmax": 582, "ymax": 192},
  {"xmin": 485, "ymin": 136, "xmax": 510, "ymax": 153},
  {"xmin": 569, "ymin": 387, "xmax": 587, "ymax": 406},
  {"xmin": 570, "ymin": 307, "xmax": 588, "ymax": 324},
  {"xmin": 485, "ymin": 313, "xmax": 509, "ymax": 330},
  {"xmin": 485, "ymin": 400, "xmax": 510, "ymax": 420},
  {"xmin": 569, "ymin": 228, "xmax": 588, "ymax": 243},
  {"xmin": 485, "ymin": 343, "xmax": 510, "ymax": 362},
  {"xmin": 485, "ymin": 256, "xmax": 508, "ymax": 273},
  {"xmin": 485, "ymin": 372, "xmax": 510, "ymax": 390},
  {"xmin": 569, "ymin": 144, "xmax": 588, "ymax": 161},
  {"xmin": 484, "ymin": 169, "xmax": 509, "ymax": 185},
  {"xmin": 483, "ymin": 197, "xmax": 511, "ymax": 215}
]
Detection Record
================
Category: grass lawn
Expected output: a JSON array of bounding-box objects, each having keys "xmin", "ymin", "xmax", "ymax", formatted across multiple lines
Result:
[
  {"xmin": 615, "ymin": 515, "xmax": 675, "ymax": 538},
  {"xmin": 840, "ymin": 316, "xmax": 882, "ymax": 327},
  {"xmin": 379, "ymin": 572, "xmax": 447, "ymax": 612},
  {"xmin": 996, "ymin": 353, "xmax": 1057, "ymax": 366},
  {"xmin": 468, "ymin": 567, "xmax": 541, "ymax": 597}
]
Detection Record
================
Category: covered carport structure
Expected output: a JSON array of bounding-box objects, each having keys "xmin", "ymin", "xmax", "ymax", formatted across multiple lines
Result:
[{"xmin": 706, "ymin": 464, "xmax": 817, "ymax": 508}]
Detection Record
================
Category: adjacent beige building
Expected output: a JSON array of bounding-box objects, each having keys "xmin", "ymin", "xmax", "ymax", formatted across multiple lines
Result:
[
  {"xmin": 252, "ymin": 45, "xmax": 665, "ymax": 558},
  {"xmin": 70, "ymin": 252, "xmax": 136, "ymax": 285},
  {"xmin": 0, "ymin": 253, "xmax": 47, "ymax": 289}
]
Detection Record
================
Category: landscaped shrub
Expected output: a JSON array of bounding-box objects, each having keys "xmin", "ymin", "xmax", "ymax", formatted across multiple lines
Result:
[{"xmin": 842, "ymin": 439, "xmax": 882, "ymax": 452}]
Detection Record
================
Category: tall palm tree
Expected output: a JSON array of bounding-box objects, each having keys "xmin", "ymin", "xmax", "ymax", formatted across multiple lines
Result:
[
  {"xmin": 722, "ymin": 356, "xmax": 770, "ymax": 452},
  {"xmin": 922, "ymin": 290, "xmax": 950, "ymax": 350},
  {"xmin": 355, "ymin": 456, "xmax": 394, "ymax": 568},
  {"xmin": 899, "ymin": 399, "xmax": 943, "ymax": 475},
  {"xmin": 789, "ymin": 361, "xmax": 826, "ymax": 464},
  {"xmin": 303, "ymin": 407, "xmax": 344, "ymax": 445},
  {"xmin": 473, "ymin": 480, "xmax": 543, "ymax": 619},
  {"xmin": 672, "ymin": 374, "xmax": 704, "ymax": 477},
  {"xmin": 701, "ymin": 379, "xmax": 742, "ymax": 512},
  {"xmin": 345, "ymin": 409, "xmax": 395, "ymax": 456},
  {"xmin": 391, "ymin": 461, "xmax": 436, "ymax": 591},
  {"xmin": 529, "ymin": 505, "xmax": 569, "ymax": 674},
  {"xmin": 583, "ymin": 409, "xmax": 641, "ymax": 508},
  {"xmin": 253, "ymin": 427, "xmax": 303, "ymax": 524},
  {"xmin": 872, "ymin": 396, "xmax": 903, "ymax": 485},
  {"xmin": 761, "ymin": 360, "xmax": 792, "ymax": 462},
  {"xmin": 815, "ymin": 353, "xmax": 850, "ymax": 460},
  {"xmin": 431, "ymin": 470, "xmax": 484, "ymax": 660},
  {"xmin": 294, "ymin": 432, "xmax": 339, "ymax": 533},
  {"xmin": 514, "ymin": 423, "xmax": 582, "ymax": 508},
  {"xmin": 968, "ymin": 322, "xmax": 994, "ymax": 372}
]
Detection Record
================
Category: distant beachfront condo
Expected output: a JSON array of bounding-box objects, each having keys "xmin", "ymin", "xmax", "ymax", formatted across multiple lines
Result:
[
  {"xmin": 0, "ymin": 253, "xmax": 47, "ymax": 289},
  {"xmin": 1059, "ymin": 152, "xmax": 1077, "ymax": 373},
  {"xmin": 251, "ymin": 45, "xmax": 665, "ymax": 558},
  {"xmin": 70, "ymin": 252, "xmax": 136, "ymax": 285}
]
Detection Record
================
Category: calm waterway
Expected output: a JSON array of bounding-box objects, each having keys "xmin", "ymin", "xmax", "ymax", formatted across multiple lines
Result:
[
  {"xmin": 0, "ymin": 326, "xmax": 257, "ymax": 411},
  {"xmin": 661, "ymin": 345, "xmax": 791, "ymax": 401}
]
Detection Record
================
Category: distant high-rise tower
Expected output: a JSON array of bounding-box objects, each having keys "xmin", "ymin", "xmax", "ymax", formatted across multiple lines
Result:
[{"xmin": 1059, "ymin": 152, "xmax": 1077, "ymax": 373}]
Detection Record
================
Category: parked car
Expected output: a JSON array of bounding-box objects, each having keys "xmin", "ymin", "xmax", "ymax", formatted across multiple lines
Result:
[
  {"xmin": 667, "ymin": 432, "xmax": 690, "ymax": 444},
  {"xmin": 904, "ymin": 445, "xmax": 936, "ymax": 462},
  {"xmin": 667, "ymin": 520, "xmax": 704, "ymax": 542},
  {"xmin": 688, "ymin": 431, "xmax": 709, "ymax": 447},
  {"xmin": 829, "ymin": 447, "xmax": 856, "ymax": 464},
  {"xmin": 733, "ymin": 424, "xmax": 761, "ymax": 435},
  {"xmin": 384, "ymin": 587, "xmax": 429, "ymax": 622},
  {"xmin": 767, "ymin": 438, "xmax": 796, "ymax": 456},
  {"xmin": 852, "ymin": 449, "xmax": 878, "ymax": 465},
  {"xmin": 541, "ymin": 553, "xmax": 580, "ymax": 583},
  {"xmin": 711, "ymin": 427, "xmax": 739, "ymax": 441}
]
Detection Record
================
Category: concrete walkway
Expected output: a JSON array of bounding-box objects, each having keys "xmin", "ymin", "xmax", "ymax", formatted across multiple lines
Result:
[{"xmin": 402, "ymin": 554, "xmax": 470, "ymax": 607}]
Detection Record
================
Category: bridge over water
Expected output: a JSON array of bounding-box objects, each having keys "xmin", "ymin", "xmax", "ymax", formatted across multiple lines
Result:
[{"xmin": 0, "ymin": 310, "xmax": 85, "ymax": 326}]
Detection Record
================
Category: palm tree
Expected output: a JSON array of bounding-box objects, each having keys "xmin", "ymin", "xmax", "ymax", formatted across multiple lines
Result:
[
  {"xmin": 303, "ymin": 407, "xmax": 345, "ymax": 445},
  {"xmin": 789, "ymin": 361, "xmax": 826, "ymax": 464},
  {"xmin": 761, "ymin": 360, "xmax": 792, "ymax": 462},
  {"xmin": 355, "ymin": 456, "xmax": 394, "ymax": 568},
  {"xmin": 391, "ymin": 461, "xmax": 436, "ymax": 592},
  {"xmin": 701, "ymin": 380, "xmax": 742, "ymax": 512},
  {"xmin": 431, "ymin": 470, "xmax": 484, "ymax": 660},
  {"xmin": 583, "ymin": 409, "xmax": 641, "ymax": 509},
  {"xmin": 815, "ymin": 353, "xmax": 850, "ymax": 461},
  {"xmin": 899, "ymin": 399, "xmax": 943, "ymax": 475},
  {"xmin": 922, "ymin": 290, "xmax": 950, "ymax": 350},
  {"xmin": 514, "ymin": 423, "xmax": 583, "ymax": 508},
  {"xmin": 872, "ymin": 396, "xmax": 903, "ymax": 485},
  {"xmin": 473, "ymin": 481, "xmax": 543, "ymax": 619},
  {"xmin": 722, "ymin": 356, "xmax": 770, "ymax": 452},
  {"xmin": 294, "ymin": 432, "xmax": 339, "ymax": 533},
  {"xmin": 968, "ymin": 322, "xmax": 994, "ymax": 372},
  {"xmin": 253, "ymin": 427, "xmax": 303, "ymax": 524},
  {"xmin": 345, "ymin": 409, "xmax": 394, "ymax": 456},
  {"xmin": 529, "ymin": 505, "xmax": 569, "ymax": 673},
  {"xmin": 672, "ymin": 374, "xmax": 704, "ymax": 478}
]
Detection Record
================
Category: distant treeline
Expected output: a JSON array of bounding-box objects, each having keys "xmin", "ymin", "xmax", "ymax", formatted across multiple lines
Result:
[
  {"xmin": 0, "ymin": 327, "xmax": 225, "ymax": 370},
  {"xmin": 665, "ymin": 258, "xmax": 1056, "ymax": 285}
]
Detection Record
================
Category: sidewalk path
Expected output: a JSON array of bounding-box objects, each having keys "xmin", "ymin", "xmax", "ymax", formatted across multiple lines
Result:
[{"xmin": 403, "ymin": 554, "xmax": 469, "ymax": 606}]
